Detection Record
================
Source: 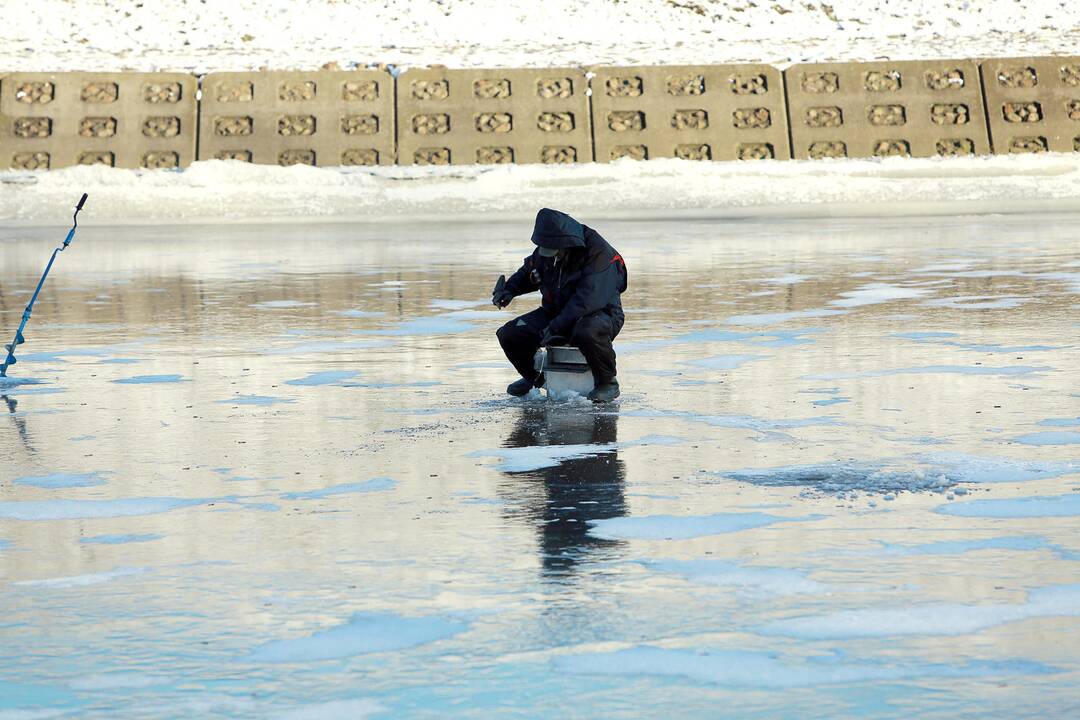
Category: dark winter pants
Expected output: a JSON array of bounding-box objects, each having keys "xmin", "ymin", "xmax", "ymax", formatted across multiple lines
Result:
[{"xmin": 497, "ymin": 307, "xmax": 624, "ymax": 386}]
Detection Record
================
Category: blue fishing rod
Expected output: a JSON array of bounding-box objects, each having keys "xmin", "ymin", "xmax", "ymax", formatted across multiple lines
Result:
[{"xmin": 0, "ymin": 193, "xmax": 88, "ymax": 378}]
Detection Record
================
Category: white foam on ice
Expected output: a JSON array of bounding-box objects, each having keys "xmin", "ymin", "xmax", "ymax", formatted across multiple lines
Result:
[
  {"xmin": 588, "ymin": 512, "xmax": 822, "ymax": 541},
  {"xmin": 829, "ymin": 283, "xmax": 933, "ymax": 308},
  {"xmin": 275, "ymin": 699, "xmax": 387, "ymax": 720},
  {"xmin": 553, "ymin": 646, "xmax": 1054, "ymax": 688},
  {"xmin": 15, "ymin": 566, "xmax": 149, "ymax": 588},
  {"xmin": 647, "ymin": 559, "xmax": 830, "ymax": 596},
  {"xmin": 246, "ymin": 612, "xmax": 467, "ymax": 662},
  {"xmin": 936, "ymin": 494, "xmax": 1080, "ymax": 518},
  {"xmin": 758, "ymin": 584, "xmax": 1080, "ymax": 639},
  {"xmin": 0, "ymin": 497, "xmax": 213, "ymax": 520}
]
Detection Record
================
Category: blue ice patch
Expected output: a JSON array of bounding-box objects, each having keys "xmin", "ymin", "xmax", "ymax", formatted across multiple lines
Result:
[
  {"xmin": 281, "ymin": 477, "xmax": 397, "ymax": 500},
  {"xmin": 936, "ymin": 494, "xmax": 1080, "ymax": 518},
  {"xmin": 113, "ymin": 374, "xmax": 186, "ymax": 384},
  {"xmin": 80, "ymin": 533, "xmax": 163, "ymax": 545},
  {"xmin": 680, "ymin": 354, "xmax": 768, "ymax": 370},
  {"xmin": 554, "ymin": 646, "xmax": 1057, "ymax": 688},
  {"xmin": 876, "ymin": 535, "xmax": 1052, "ymax": 556},
  {"xmin": 284, "ymin": 370, "xmax": 361, "ymax": 386},
  {"xmin": 14, "ymin": 471, "xmax": 108, "ymax": 489},
  {"xmin": 217, "ymin": 395, "xmax": 296, "ymax": 406},
  {"xmin": 0, "ymin": 497, "xmax": 215, "ymax": 521},
  {"xmin": 806, "ymin": 365, "xmax": 1050, "ymax": 380},
  {"xmin": 588, "ymin": 512, "xmax": 823, "ymax": 540},
  {"xmin": 245, "ymin": 612, "xmax": 468, "ymax": 662},
  {"xmin": 1037, "ymin": 417, "xmax": 1080, "ymax": 427},
  {"xmin": 1011, "ymin": 431, "xmax": 1080, "ymax": 445}
]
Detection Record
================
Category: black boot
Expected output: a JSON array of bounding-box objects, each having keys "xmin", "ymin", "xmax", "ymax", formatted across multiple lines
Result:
[
  {"xmin": 507, "ymin": 374, "xmax": 544, "ymax": 397},
  {"xmin": 587, "ymin": 378, "xmax": 620, "ymax": 403}
]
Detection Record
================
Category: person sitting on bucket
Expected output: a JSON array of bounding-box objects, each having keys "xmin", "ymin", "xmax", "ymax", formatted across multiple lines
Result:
[{"xmin": 492, "ymin": 208, "xmax": 627, "ymax": 403}]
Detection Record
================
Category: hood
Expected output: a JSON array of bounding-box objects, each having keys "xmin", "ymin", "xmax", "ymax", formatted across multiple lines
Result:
[{"xmin": 530, "ymin": 208, "xmax": 586, "ymax": 250}]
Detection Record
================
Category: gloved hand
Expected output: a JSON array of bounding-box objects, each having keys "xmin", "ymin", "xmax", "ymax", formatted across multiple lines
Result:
[
  {"xmin": 540, "ymin": 326, "xmax": 567, "ymax": 347},
  {"xmin": 492, "ymin": 274, "xmax": 513, "ymax": 308}
]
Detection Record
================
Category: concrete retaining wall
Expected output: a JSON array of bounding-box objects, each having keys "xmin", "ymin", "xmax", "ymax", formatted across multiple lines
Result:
[
  {"xmin": 0, "ymin": 72, "xmax": 197, "ymax": 170},
  {"xmin": 785, "ymin": 60, "xmax": 990, "ymax": 159},
  {"xmin": 590, "ymin": 64, "xmax": 789, "ymax": 162},
  {"xmin": 980, "ymin": 56, "xmax": 1080, "ymax": 154},
  {"xmin": 1, "ymin": 58, "xmax": 1078, "ymax": 170},
  {"xmin": 396, "ymin": 68, "xmax": 591, "ymax": 165},
  {"xmin": 198, "ymin": 70, "xmax": 395, "ymax": 166}
]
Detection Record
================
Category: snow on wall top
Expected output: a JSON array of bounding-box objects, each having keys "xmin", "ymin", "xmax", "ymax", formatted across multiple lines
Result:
[{"xmin": 1, "ymin": 0, "xmax": 1079, "ymax": 73}]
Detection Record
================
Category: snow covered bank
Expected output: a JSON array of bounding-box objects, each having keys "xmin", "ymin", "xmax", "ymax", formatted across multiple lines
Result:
[
  {"xmin": 2, "ymin": 0, "xmax": 1079, "ymax": 73},
  {"xmin": 3, "ymin": 154, "xmax": 1080, "ymax": 225}
]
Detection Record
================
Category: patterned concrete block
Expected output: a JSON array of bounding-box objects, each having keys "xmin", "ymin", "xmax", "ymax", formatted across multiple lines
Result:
[
  {"xmin": 396, "ymin": 68, "xmax": 591, "ymax": 165},
  {"xmin": 589, "ymin": 64, "xmax": 790, "ymax": 162},
  {"xmin": 785, "ymin": 60, "xmax": 990, "ymax": 159},
  {"xmin": 0, "ymin": 72, "xmax": 197, "ymax": 170},
  {"xmin": 981, "ymin": 56, "xmax": 1080, "ymax": 154},
  {"xmin": 198, "ymin": 70, "xmax": 395, "ymax": 166}
]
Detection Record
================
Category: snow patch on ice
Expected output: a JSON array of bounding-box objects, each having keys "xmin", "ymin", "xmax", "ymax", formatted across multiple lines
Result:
[
  {"xmin": 281, "ymin": 477, "xmax": 397, "ymax": 500},
  {"xmin": 429, "ymin": 299, "xmax": 487, "ymax": 310},
  {"xmin": 470, "ymin": 443, "xmax": 616, "ymax": 473},
  {"xmin": 588, "ymin": 512, "xmax": 822, "ymax": 541},
  {"xmin": 830, "ymin": 283, "xmax": 933, "ymax": 308},
  {"xmin": 15, "ymin": 566, "xmax": 149, "ymax": 588},
  {"xmin": 246, "ymin": 612, "xmax": 467, "ymax": 662},
  {"xmin": 332, "ymin": 309, "xmax": 385, "ymax": 318},
  {"xmin": 758, "ymin": 584, "xmax": 1080, "ymax": 639}
]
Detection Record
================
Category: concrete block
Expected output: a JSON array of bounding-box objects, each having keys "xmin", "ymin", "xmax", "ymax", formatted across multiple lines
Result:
[
  {"xmin": 589, "ymin": 64, "xmax": 790, "ymax": 162},
  {"xmin": 197, "ymin": 70, "xmax": 395, "ymax": 166},
  {"xmin": 980, "ymin": 56, "xmax": 1080, "ymax": 154},
  {"xmin": 396, "ymin": 68, "xmax": 591, "ymax": 165},
  {"xmin": 0, "ymin": 72, "xmax": 197, "ymax": 170},
  {"xmin": 785, "ymin": 60, "xmax": 990, "ymax": 159}
]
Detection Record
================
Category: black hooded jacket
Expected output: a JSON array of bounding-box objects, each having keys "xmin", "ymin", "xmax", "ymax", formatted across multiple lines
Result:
[{"xmin": 504, "ymin": 209, "xmax": 627, "ymax": 337}]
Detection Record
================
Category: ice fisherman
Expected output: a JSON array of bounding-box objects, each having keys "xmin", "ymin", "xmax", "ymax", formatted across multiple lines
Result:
[{"xmin": 492, "ymin": 208, "xmax": 627, "ymax": 403}]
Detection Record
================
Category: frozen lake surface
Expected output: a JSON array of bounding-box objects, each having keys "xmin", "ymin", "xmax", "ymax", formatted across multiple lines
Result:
[{"xmin": 0, "ymin": 214, "xmax": 1078, "ymax": 718}]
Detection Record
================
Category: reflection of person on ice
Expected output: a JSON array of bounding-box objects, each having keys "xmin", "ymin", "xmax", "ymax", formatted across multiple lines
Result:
[{"xmin": 493, "ymin": 208, "xmax": 627, "ymax": 403}]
